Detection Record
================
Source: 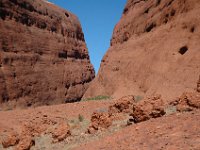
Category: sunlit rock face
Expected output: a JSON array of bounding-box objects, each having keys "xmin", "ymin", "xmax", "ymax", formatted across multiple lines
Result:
[
  {"xmin": 84, "ymin": 0, "xmax": 200, "ymax": 101},
  {"xmin": 0, "ymin": 0, "xmax": 95, "ymax": 108}
]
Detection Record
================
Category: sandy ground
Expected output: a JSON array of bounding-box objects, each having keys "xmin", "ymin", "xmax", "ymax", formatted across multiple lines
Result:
[
  {"xmin": 0, "ymin": 97, "xmax": 199, "ymax": 150},
  {"xmin": 75, "ymin": 110, "xmax": 200, "ymax": 150},
  {"xmin": 0, "ymin": 99, "xmax": 114, "ymax": 133}
]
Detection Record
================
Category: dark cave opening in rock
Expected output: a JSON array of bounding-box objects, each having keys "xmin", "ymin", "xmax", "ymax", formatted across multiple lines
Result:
[
  {"xmin": 179, "ymin": 46, "xmax": 188, "ymax": 55},
  {"xmin": 190, "ymin": 26, "xmax": 195, "ymax": 33},
  {"xmin": 146, "ymin": 23, "xmax": 156, "ymax": 32},
  {"xmin": 58, "ymin": 51, "xmax": 67, "ymax": 59},
  {"xmin": 65, "ymin": 12, "xmax": 69, "ymax": 17}
]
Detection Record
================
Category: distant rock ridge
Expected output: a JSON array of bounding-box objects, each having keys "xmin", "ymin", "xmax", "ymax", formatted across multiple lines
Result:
[
  {"xmin": 0, "ymin": 0, "xmax": 95, "ymax": 108},
  {"xmin": 84, "ymin": 0, "xmax": 200, "ymax": 100}
]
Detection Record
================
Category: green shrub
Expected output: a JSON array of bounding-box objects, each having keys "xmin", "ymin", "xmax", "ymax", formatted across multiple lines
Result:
[
  {"xmin": 82, "ymin": 95, "xmax": 111, "ymax": 101},
  {"xmin": 134, "ymin": 95, "xmax": 143, "ymax": 102},
  {"xmin": 78, "ymin": 114, "xmax": 84, "ymax": 122}
]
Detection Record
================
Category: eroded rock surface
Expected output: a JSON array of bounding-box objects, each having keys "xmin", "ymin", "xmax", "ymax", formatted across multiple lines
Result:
[
  {"xmin": 130, "ymin": 94, "xmax": 165, "ymax": 123},
  {"xmin": 1, "ymin": 131, "xmax": 19, "ymax": 148},
  {"xmin": 88, "ymin": 112, "xmax": 112, "ymax": 134},
  {"xmin": 15, "ymin": 135, "xmax": 35, "ymax": 150},
  {"xmin": 0, "ymin": 0, "xmax": 95, "ymax": 108},
  {"xmin": 51, "ymin": 123, "xmax": 71, "ymax": 143},
  {"xmin": 108, "ymin": 95, "xmax": 135, "ymax": 115},
  {"xmin": 170, "ymin": 92, "xmax": 200, "ymax": 112},
  {"xmin": 84, "ymin": 0, "xmax": 200, "ymax": 100}
]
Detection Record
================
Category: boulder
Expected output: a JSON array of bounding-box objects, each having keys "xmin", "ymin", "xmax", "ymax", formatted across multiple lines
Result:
[
  {"xmin": 1, "ymin": 131, "xmax": 19, "ymax": 148},
  {"xmin": 15, "ymin": 135, "xmax": 35, "ymax": 150},
  {"xmin": 88, "ymin": 112, "xmax": 112, "ymax": 134},
  {"xmin": 51, "ymin": 123, "xmax": 71, "ymax": 142},
  {"xmin": 108, "ymin": 95, "xmax": 135, "ymax": 115},
  {"xmin": 130, "ymin": 95, "xmax": 165, "ymax": 123}
]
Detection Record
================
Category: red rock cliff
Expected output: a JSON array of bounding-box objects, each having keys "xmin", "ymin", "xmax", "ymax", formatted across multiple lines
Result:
[
  {"xmin": 0, "ymin": 0, "xmax": 95, "ymax": 108},
  {"xmin": 84, "ymin": 0, "xmax": 200, "ymax": 100}
]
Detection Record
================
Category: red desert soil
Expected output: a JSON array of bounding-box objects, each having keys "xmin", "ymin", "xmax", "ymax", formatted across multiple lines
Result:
[
  {"xmin": 76, "ymin": 110, "xmax": 200, "ymax": 150},
  {"xmin": 0, "ymin": 100, "xmax": 114, "ymax": 134},
  {"xmin": 0, "ymin": 99, "xmax": 117, "ymax": 149},
  {"xmin": 0, "ymin": 0, "xmax": 200, "ymax": 150},
  {"xmin": 0, "ymin": 90, "xmax": 199, "ymax": 149}
]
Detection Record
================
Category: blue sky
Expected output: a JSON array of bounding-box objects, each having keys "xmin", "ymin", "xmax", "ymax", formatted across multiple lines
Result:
[{"xmin": 48, "ymin": 0, "xmax": 126, "ymax": 73}]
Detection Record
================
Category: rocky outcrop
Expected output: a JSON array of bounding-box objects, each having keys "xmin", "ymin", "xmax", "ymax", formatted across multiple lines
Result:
[
  {"xmin": 51, "ymin": 123, "xmax": 71, "ymax": 143},
  {"xmin": 84, "ymin": 0, "xmax": 200, "ymax": 100},
  {"xmin": 170, "ymin": 91, "xmax": 200, "ymax": 112},
  {"xmin": 130, "ymin": 94, "xmax": 165, "ymax": 123},
  {"xmin": 87, "ymin": 112, "xmax": 112, "ymax": 134},
  {"xmin": 108, "ymin": 95, "xmax": 135, "ymax": 115},
  {"xmin": 0, "ymin": 0, "xmax": 95, "ymax": 108},
  {"xmin": 0, "ymin": 111, "xmax": 72, "ymax": 149},
  {"xmin": 15, "ymin": 135, "xmax": 35, "ymax": 150},
  {"xmin": 1, "ymin": 131, "xmax": 19, "ymax": 148}
]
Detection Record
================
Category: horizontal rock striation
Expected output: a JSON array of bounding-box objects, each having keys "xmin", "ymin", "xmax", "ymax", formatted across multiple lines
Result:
[{"xmin": 0, "ymin": 0, "xmax": 95, "ymax": 108}]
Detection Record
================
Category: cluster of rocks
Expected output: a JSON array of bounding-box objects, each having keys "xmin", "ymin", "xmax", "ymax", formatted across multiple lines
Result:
[
  {"xmin": 87, "ymin": 77, "xmax": 200, "ymax": 133},
  {"xmin": 1, "ymin": 78, "xmax": 200, "ymax": 149},
  {"xmin": 1, "ymin": 114, "xmax": 71, "ymax": 149},
  {"xmin": 169, "ymin": 77, "xmax": 200, "ymax": 112},
  {"xmin": 170, "ymin": 92, "xmax": 200, "ymax": 112},
  {"xmin": 87, "ymin": 94, "xmax": 166, "ymax": 133}
]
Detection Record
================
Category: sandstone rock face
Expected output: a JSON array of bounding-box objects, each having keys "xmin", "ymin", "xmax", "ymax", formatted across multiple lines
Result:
[
  {"xmin": 84, "ymin": 0, "xmax": 200, "ymax": 100},
  {"xmin": 0, "ymin": 0, "xmax": 95, "ymax": 108}
]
